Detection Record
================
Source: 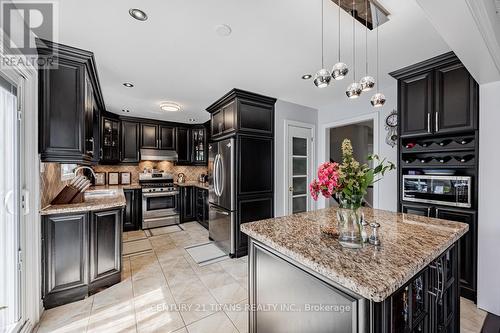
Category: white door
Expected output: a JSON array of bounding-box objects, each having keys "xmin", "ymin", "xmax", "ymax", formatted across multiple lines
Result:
[
  {"xmin": 286, "ymin": 124, "xmax": 314, "ymax": 215},
  {"xmin": 0, "ymin": 72, "xmax": 24, "ymax": 333}
]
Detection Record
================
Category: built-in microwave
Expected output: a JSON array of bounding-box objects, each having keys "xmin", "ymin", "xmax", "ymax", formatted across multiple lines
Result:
[{"xmin": 403, "ymin": 175, "xmax": 471, "ymax": 208}]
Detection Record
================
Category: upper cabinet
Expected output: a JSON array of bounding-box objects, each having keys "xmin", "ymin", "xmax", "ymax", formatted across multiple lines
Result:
[
  {"xmin": 121, "ymin": 121, "xmax": 140, "ymax": 163},
  {"xmin": 37, "ymin": 39, "xmax": 105, "ymax": 164},
  {"xmin": 207, "ymin": 89, "xmax": 276, "ymax": 139},
  {"xmin": 390, "ymin": 52, "xmax": 478, "ymax": 138},
  {"xmin": 191, "ymin": 126, "xmax": 207, "ymax": 165},
  {"xmin": 160, "ymin": 125, "xmax": 176, "ymax": 150},
  {"xmin": 141, "ymin": 123, "xmax": 159, "ymax": 149},
  {"xmin": 175, "ymin": 127, "xmax": 191, "ymax": 165},
  {"xmin": 100, "ymin": 116, "xmax": 120, "ymax": 164}
]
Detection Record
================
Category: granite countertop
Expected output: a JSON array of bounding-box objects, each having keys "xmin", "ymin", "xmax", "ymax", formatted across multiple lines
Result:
[
  {"xmin": 91, "ymin": 184, "xmax": 142, "ymax": 190},
  {"xmin": 175, "ymin": 181, "xmax": 209, "ymax": 190},
  {"xmin": 241, "ymin": 207, "xmax": 469, "ymax": 302},
  {"xmin": 40, "ymin": 186, "xmax": 129, "ymax": 215}
]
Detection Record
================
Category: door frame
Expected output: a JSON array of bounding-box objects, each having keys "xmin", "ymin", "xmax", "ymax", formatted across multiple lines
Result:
[
  {"xmin": 283, "ymin": 120, "xmax": 316, "ymax": 215},
  {"xmin": 1, "ymin": 30, "xmax": 41, "ymax": 333},
  {"xmin": 318, "ymin": 112, "xmax": 380, "ymax": 209}
]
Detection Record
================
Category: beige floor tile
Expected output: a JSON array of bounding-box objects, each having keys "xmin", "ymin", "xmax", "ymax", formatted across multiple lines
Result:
[
  {"xmin": 36, "ymin": 296, "xmax": 93, "ymax": 333},
  {"xmin": 123, "ymin": 238, "xmax": 153, "ymax": 257},
  {"xmin": 209, "ymin": 282, "xmax": 247, "ymax": 305},
  {"xmin": 124, "ymin": 230, "xmax": 147, "ymax": 242},
  {"xmin": 186, "ymin": 311, "xmax": 238, "ymax": 333},
  {"xmin": 87, "ymin": 300, "xmax": 137, "ymax": 333},
  {"xmin": 149, "ymin": 234, "xmax": 177, "ymax": 252},
  {"xmin": 460, "ymin": 298, "xmax": 487, "ymax": 333},
  {"xmin": 92, "ymin": 280, "xmax": 134, "ymax": 310},
  {"xmin": 178, "ymin": 292, "xmax": 218, "ymax": 325},
  {"xmin": 173, "ymin": 328, "xmax": 188, "ymax": 333},
  {"xmin": 133, "ymin": 274, "xmax": 168, "ymax": 297},
  {"xmin": 122, "ymin": 257, "xmax": 132, "ymax": 281},
  {"xmin": 169, "ymin": 276, "xmax": 212, "ymax": 304},
  {"xmin": 224, "ymin": 300, "xmax": 249, "ymax": 333},
  {"xmin": 198, "ymin": 270, "xmax": 238, "ymax": 290}
]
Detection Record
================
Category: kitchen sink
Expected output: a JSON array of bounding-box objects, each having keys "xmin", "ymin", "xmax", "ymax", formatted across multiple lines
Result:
[{"xmin": 84, "ymin": 189, "xmax": 118, "ymax": 198}]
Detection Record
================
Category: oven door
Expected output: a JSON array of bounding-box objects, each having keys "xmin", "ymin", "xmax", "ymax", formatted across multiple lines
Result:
[{"xmin": 142, "ymin": 191, "xmax": 179, "ymax": 219}]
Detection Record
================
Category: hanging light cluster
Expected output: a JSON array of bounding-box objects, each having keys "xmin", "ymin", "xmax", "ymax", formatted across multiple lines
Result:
[{"xmin": 305, "ymin": 0, "xmax": 385, "ymax": 108}]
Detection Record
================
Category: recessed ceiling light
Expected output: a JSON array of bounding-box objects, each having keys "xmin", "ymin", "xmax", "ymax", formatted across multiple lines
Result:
[
  {"xmin": 129, "ymin": 8, "xmax": 148, "ymax": 21},
  {"xmin": 215, "ymin": 24, "xmax": 232, "ymax": 37},
  {"xmin": 160, "ymin": 102, "xmax": 181, "ymax": 112},
  {"xmin": 123, "ymin": 82, "xmax": 134, "ymax": 87},
  {"xmin": 302, "ymin": 74, "xmax": 312, "ymax": 80},
  {"xmin": 122, "ymin": 109, "xmax": 130, "ymax": 113},
  {"xmin": 188, "ymin": 118, "xmax": 196, "ymax": 122}
]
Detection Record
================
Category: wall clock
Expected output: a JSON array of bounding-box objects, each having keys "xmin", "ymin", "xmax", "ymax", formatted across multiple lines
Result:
[{"xmin": 385, "ymin": 109, "xmax": 398, "ymax": 148}]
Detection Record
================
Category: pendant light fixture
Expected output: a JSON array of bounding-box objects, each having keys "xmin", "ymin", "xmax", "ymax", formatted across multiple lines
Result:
[
  {"xmin": 331, "ymin": 0, "xmax": 348, "ymax": 80},
  {"xmin": 314, "ymin": 0, "xmax": 332, "ymax": 88},
  {"xmin": 370, "ymin": 10, "xmax": 386, "ymax": 107},
  {"xmin": 359, "ymin": 0, "xmax": 375, "ymax": 91},
  {"xmin": 346, "ymin": 0, "xmax": 362, "ymax": 98}
]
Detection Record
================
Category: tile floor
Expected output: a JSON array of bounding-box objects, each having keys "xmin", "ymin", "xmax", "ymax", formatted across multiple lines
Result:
[{"xmin": 35, "ymin": 222, "xmax": 486, "ymax": 333}]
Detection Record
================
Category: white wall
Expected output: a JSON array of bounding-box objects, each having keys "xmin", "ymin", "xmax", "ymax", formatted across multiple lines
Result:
[
  {"xmin": 477, "ymin": 81, "xmax": 500, "ymax": 316},
  {"xmin": 317, "ymin": 84, "xmax": 398, "ymax": 212},
  {"xmin": 274, "ymin": 100, "xmax": 318, "ymax": 217}
]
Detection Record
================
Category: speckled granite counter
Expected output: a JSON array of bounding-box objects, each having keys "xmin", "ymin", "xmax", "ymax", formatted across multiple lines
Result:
[
  {"xmin": 40, "ymin": 186, "xmax": 129, "ymax": 215},
  {"xmin": 175, "ymin": 181, "xmax": 209, "ymax": 190},
  {"xmin": 241, "ymin": 207, "xmax": 468, "ymax": 302}
]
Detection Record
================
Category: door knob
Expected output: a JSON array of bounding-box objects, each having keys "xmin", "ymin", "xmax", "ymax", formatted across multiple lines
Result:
[{"xmin": 288, "ymin": 186, "xmax": 293, "ymax": 192}]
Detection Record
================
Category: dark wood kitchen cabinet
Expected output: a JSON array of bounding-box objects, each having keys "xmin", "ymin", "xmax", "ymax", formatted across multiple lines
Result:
[
  {"xmin": 100, "ymin": 116, "xmax": 120, "ymax": 163},
  {"xmin": 180, "ymin": 186, "xmax": 196, "ymax": 223},
  {"xmin": 160, "ymin": 125, "xmax": 176, "ymax": 150},
  {"xmin": 390, "ymin": 52, "xmax": 478, "ymax": 138},
  {"xmin": 195, "ymin": 187, "xmax": 209, "ymax": 229},
  {"xmin": 121, "ymin": 121, "xmax": 140, "ymax": 163},
  {"xmin": 175, "ymin": 127, "xmax": 192, "ymax": 165},
  {"xmin": 123, "ymin": 189, "xmax": 141, "ymax": 231},
  {"xmin": 141, "ymin": 123, "xmax": 159, "ymax": 149},
  {"xmin": 89, "ymin": 209, "xmax": 122, "ymax": 293},
  {"xmin": 191, "ymin": 126, "xmax": 207, "ymax": 165},
  {"xmin": 42, "ymin": 208, "xmax": 123, "ymax": 309},
  {"xmin": 37, "ymin": 39, "xmax": 105, "ymax": 164},
  {"xmin": 42, "ymin": 212, "xmax": 89, "ymax": 308},
  {"xmin": 238, "ymin": 135, "xmax": 274, "ymax": 195}
]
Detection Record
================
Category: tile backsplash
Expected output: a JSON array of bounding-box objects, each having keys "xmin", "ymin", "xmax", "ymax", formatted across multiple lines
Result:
[{"xmin": 40, "ymin": 162, "xmax": 70, "ymax": 209}]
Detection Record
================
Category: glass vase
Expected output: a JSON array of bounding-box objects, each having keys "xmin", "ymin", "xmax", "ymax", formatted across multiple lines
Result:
[{"xmin": 337, "ymin": 194, "xmax": 364, "ymax": 249}]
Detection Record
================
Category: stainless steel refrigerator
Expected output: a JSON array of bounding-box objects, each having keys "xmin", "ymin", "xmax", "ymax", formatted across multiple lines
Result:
[{"xmin": 208, "ymin": 138, "xmax": 236, "ymax": 255}]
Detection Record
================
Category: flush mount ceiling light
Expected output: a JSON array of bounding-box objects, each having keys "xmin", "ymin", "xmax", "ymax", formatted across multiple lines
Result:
[
  {"xmin": 313, "ymin": 0, "xmax": 332, "ymax": 88},
  {"xmin": 160, "ymin": 102, "xmax": 181, "ymax": 112},
  {"xmin": 360, "ymin": 0, "xmax": 375, "ymax": 92},
  {"xmin": 123, "ymin": 82, "xmax": 134, "ymax": 87},
  {"xmin": 129, "ymin": 8, "xmax": 148, "ymax": 21},
  {"xmin": 346, "ymin": 0, "xmax": 361, "ymax": 99},
  {"xmin": 302, "ymin": 74, "xmax": 312, "ymax": 80},
  {"xmin": 215, "ymin": 24, "xmax": 232, "ymax": 37},
  {"xmin": 332, "ymin": 0, "xmax": 348, "ymax": 80}
]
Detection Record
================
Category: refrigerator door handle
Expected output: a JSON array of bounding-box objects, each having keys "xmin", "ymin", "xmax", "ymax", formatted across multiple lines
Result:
[
  {"xmin": 209, "ymin": 203, "xmax": 230, "ymax": 215},
  {"xmin": 213, "ymin": 153, "xmax": 220, "ymax": 197},
  {"xmin": 218, "ymin": 154, "xmax": 225, "ymax": 197}
]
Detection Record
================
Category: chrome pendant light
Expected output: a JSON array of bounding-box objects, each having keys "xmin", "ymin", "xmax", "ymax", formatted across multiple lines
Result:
[
  {"xmin": 331, "ymin": 0, "xmax": 348, "ymax": 80},
  {"xmin": 371, "ymin": 10, "xmax": 386, "ymax": 107},
  {"xmin": 360, "ymin": 0, "xmax": 375, "ymax": 91},
  {"xmin": 346, "ymin": 0, "xmax": 362, "ymax": 99},
  {"xmin": 314, "ymin": 0, "xmax": 332, "ymax": 88}
]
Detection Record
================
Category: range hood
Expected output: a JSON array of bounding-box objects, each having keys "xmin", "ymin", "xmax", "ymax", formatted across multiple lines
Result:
[{"xmin": 140, "ymin": 149, "xmax": 178, "ymax": 161}]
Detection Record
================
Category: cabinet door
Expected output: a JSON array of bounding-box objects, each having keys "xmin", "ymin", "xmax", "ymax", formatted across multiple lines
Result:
[
  {"xmin": 237, "ymin": 99, "xmax": 274, "ymax": 135},
  {"xmin": 211, "ymin": 108, "xmax": 224, "ymax": 137},
  {"xmin": 90, "ymin": 209, "xmax": 122, "ymax": 283},
  {"xmin": 84, "ymin": 74, "xmax": 95, "ymax": 160},
  {"xmin": 43, "ymin": 213, "xmax": 88, "ymax": 302},
  {"xmin": 141, "ymin": 123, "xmax": 159, "ymax": 149},
  {"xmin": 402, "ymin": 203, "xmax": 433, "ymax": 217},
  {"xmin": 238, "ymin": 136, "xmax": 273, "ymax": 195},
  {"xmin": 121, "ymin": 121, "xmax": 140, "ymax": 163},
  {"xmin": 191, "ymin": 127, "xmax": 207, "ymax": 165},
  {"xmin": 160, "ymin": 125, "xmax": 175, "ymax": 150},
  {"xmin": 435, "ymin": 63, "xmax": 477, "ymax": 134},
  {"xmin": 39, "ymin": 59, "xmax": 89, "ymax": 163},
  {"xmin": 176, "ymin": 127, "xmax": 192, "ymax": 164},
  {"xmin": 237, "ymin": 195, "xmax": 273, "ymax": 256},
  {"xmin": 223, "ymin": 101, "xmax": 236, "ymax": 134},
  {"xmin": 399, "ymin": 72, "xmax": 433, "ymax": 137},
  {"xmin": 435, "ymin": 208, "xmax": 476, "ymax": 300},
  {"xmin": 123, "ymin": 190, "xmax": 140, "ymax": 231},
  {"xmin": 101, "ymin": 118, "xmax": 120, "ymax": 163},
  {"xmin": 181, "ymin": 186, "xmax": 196, "ymax": 222}
]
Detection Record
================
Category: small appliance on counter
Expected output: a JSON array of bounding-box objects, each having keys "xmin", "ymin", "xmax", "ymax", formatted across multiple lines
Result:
[
  {"xmin": 199, "ymin": 174, "xmax": 207, "ymax": 183},
  {"xmin": 177, "ymin": 173, "xmax": 186, "ymax": 184},
  {"xmin": 139, "ymin": 172, "xmax": 179, "ymax": 229}
]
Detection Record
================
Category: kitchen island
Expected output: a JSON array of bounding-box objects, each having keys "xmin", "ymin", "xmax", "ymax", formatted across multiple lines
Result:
[{"xmin": 241, "ymin": 207, "xmax": 469, "ymax": 333}]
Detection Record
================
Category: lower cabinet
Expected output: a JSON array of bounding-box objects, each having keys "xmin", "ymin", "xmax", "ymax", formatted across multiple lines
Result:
[
  {"xmin": 195, "ymin": 187, "xmax": 209, "ymax": 229},
  {"xmin": 180, "ymin": 186, "xmax": 196, "ymax": 222},
  {"xmin": 123, "ymin": 189, "xmax": 141, "ymax": 231},
  {"xmin": 402, "ymin": 202, "xmax": 477, "ymax": 301},
  {"xmin": 236, "ymin": 195, "xmax": 273, "ymax": 257},
  {"xmin": 89, "ymin": 209, "xmax": 122, "ymax": 293},
  {"xmin": 42, "ymin": 208, "xmax": 123, "ymax": 309}
]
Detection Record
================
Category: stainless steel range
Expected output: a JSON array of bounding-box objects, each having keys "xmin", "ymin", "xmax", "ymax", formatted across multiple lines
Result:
[{"xmin": 139, "ymin": 172, "xmax": 179, "ymax": 229}]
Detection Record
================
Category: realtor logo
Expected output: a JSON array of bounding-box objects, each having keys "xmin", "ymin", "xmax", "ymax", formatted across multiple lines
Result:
[{"xmin": 1, "ymin": 0, "xmax": 58, "ymax": 68}]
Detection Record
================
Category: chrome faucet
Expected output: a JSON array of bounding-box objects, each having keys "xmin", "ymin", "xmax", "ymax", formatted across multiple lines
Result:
[{"xmin": 73, "ymin": 166, "xmax": 96, "ymax": 180}]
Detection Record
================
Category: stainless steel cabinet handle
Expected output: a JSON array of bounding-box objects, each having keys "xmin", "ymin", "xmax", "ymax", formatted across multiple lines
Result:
[
  {"xmin": 427, "ymin": 113, "xmax": 431, "ymax": 133},
  {"xmin": 427, "ymin": 207, "xmax": 431, "ymax": 217},
  {"xmin": 435, "ymin": 112, "xmax": 439, "ymax": 132},
  {"xmin": 210, "ymin": 204, "xmax": 229, "ymax": 215}
]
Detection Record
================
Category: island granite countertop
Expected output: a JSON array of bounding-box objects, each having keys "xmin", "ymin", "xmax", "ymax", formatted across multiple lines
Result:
[
  {"xmin": 40, "ymin": 185, "xmax": 130, "ymax": 215},
  {"xmin": 241, "ymin": 207, "xmax": 468, "ymax": 302}
]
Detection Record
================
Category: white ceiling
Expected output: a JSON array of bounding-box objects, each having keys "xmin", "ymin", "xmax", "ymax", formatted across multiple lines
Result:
[{"xmin": 51, "ymin": 0, "xmax": 450, "ymax": 123}]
